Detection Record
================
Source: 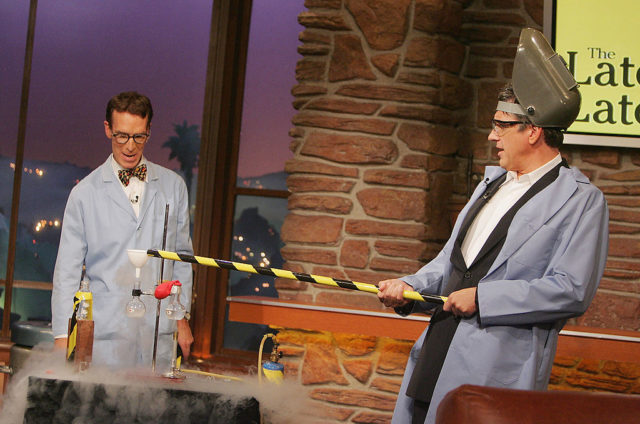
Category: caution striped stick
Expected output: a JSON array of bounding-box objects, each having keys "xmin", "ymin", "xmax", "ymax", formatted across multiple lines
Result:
[{"xmin": 147, "ymin": 249, "xmax": 447, "ymax": 304}]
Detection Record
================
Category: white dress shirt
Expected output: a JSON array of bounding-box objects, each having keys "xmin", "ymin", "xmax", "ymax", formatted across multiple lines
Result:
[
  {"xmin": 461, "ymin": 154, "xmax": 562, "ymax": 266},
  {"xmin": 110, "ymin": 154, "xmax": 147, "ymax": 218}
]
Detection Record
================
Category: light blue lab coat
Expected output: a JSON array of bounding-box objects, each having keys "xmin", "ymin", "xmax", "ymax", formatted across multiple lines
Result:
[
  {"xmin": 392, "ymin": 165, "xmax": 609, "ymax": 424},
  {"xmin": 52, "ymin": 157, "xmax": 193, "ymax": 371}
]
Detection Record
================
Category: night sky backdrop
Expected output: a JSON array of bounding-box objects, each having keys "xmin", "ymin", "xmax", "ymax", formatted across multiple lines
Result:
[
  {"xmin": 1, "ymin": 0, "xmax": 300, "ymax": 177},
  {"xmin": 0, "ymin": 0, "xmax": 302, "ymax": 326}
]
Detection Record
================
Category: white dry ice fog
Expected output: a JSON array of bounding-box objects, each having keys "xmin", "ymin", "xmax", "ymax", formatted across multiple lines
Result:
[{"xmin": 0, "ymin": 342, "xmax": 309, "ymax": 423}]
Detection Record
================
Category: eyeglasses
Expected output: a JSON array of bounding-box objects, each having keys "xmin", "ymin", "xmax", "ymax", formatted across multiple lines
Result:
[
  {"xmin": 112, "ymin": 132, "xmax": 149, "ymax": 145},
  {"xmin": 491, "ymin": 119, "xmax": 525, "ymax": 136}
]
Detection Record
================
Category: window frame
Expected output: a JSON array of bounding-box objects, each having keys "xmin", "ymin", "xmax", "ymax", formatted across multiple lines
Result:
[
  {"xmin": 191, "ymin": 0, "xmax": 290, "ymax": 361},
  {"xmin": 3, "ymin": 0, "xmax": 286, "ymax": 362}
]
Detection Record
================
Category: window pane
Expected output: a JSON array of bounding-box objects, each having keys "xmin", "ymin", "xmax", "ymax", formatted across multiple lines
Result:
[
  {"xmin": 0, "ymin": 1, "xmax": 29, "ymax": 281},
  {"xmin": 223, "ymin": 195, "xmax": 287, "ymax": 351},
  {"xmin": 3, "ymin": 0, "xmax": 211, "ymax": 323},
  {"xmin": 236, "ymin": 1, "xmax": 303, "ymax": 190},
  {"xmin": 0, "ymin": 1, "xmax": 30, "ymax": 325}
]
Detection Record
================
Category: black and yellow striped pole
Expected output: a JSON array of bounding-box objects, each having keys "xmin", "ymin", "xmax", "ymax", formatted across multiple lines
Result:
[{"xmin": 147, "ymin": 249, "xmax": 447, "ymax": 304}]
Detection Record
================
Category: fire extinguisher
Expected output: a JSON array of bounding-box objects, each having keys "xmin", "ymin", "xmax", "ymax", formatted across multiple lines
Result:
[{"xmin": 259, "ymin": 333, "xmax": 283, "ymax": 384}]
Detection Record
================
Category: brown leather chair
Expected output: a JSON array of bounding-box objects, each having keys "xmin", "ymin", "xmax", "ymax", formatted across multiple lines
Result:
[{"xmin": 435, "ymin": 384, "xmax": 640, "ymax": 424}]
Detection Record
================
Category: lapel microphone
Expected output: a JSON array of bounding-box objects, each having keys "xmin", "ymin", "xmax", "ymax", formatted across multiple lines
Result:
[{"xmin": 129, "ymin": 193, "xmax": 140, "ymax": 204}]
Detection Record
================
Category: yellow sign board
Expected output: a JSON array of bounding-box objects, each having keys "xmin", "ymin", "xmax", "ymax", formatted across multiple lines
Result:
[{"xmin": 553, "ymin": 0, "xmax": 640, "ymax": 145}]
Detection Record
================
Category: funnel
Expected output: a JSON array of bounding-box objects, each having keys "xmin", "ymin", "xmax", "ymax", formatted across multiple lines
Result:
[
  {"xmin": 127, "ymin": 249, "xmax": 149, "ymax": 278},
  {"xmin": 126, "ymin": 249, "xmax": 149, "ymax": 319}
]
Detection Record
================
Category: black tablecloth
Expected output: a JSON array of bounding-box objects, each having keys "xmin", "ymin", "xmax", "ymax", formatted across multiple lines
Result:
[{"xmin": 24, "ymin": 376, "xmax": 260, "ymax": 424}]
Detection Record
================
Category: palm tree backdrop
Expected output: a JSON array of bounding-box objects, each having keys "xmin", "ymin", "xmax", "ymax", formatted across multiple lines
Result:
[{"xmin": 162, "ymin": 121, "xmax": 200, "ymax": 202}]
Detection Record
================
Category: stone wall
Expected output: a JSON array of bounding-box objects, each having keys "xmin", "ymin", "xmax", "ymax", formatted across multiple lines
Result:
[
  {"xmin": 276, "ymin": 328, "xmax": 412, "ymax": 422},
  {"xmin": 550, "ymin": 355, "xmax": 640, "ymax": 393},
  {"xmin": 275, "ymin": 0, "xmax": 640, "ymax": 422},
  {"xmin": 283, "ymin": 0, "xmax": 470, "ymax": 311},
  {"xmin": 275, "ymin": 330, "xmax": 640, "ymax": 422}
]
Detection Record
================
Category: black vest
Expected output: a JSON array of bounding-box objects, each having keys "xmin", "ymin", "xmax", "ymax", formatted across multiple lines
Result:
[{"xmin": 406, "ymin": 161, "xmax": 566, "ymax": 403}]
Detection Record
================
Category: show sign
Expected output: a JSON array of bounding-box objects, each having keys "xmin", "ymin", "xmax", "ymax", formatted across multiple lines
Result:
[{"xmin": 552, "ymin": 0, "xmax": 640, "ymax": 147}]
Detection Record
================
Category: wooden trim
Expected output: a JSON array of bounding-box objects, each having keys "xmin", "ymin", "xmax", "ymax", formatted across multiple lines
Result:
[
  {"xmin": 0, "ymin": 279, "xmax": 52, "ymax": 291},
  {"xmin": 556, "ymin": 325, "xmax": 640, "ymax": 363},
  {"xmin": 188, "ymin": 350, "xmax": 256, "ymax": 375},
  {"xmin": 0, "ymin": 340, "xmax": 12, "ymax": 395},
  {"xmin": 235, "ymin": 187, "xmax": 290, "ymax": 199},
  {"xmin": 191, "ymin": 0, "xmax": 253, "ymax": 359},
  {"xmin": 228, "ymin": 296, "xmax": 640, "ymax": 363},
  {"xmin": 228, "ymin": 296, "xmax": 430, "ymax": 341},
  {"xmin": 4, "ymin": 0, "xmax": 38, "ymax": 338}
]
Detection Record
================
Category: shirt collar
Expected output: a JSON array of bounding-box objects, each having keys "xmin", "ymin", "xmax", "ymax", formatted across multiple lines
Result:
[
  {"xmin": 110, "ymin": 154, "xmax": 146, "ymax": 171},
  {"xmin": 505, "ymin": 154, "xmax": 562, "ymax": 185}
]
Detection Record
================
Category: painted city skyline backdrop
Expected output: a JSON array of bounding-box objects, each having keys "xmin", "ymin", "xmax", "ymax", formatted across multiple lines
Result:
[{"xmin": 1, "ymin": 1, "xmax": 299, "ymax": 178}]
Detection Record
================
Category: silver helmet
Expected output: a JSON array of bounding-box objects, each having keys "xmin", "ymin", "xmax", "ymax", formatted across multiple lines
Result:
[{"xmin": 496, "ymin": 28, "xmax": 581, "ymax": 129}]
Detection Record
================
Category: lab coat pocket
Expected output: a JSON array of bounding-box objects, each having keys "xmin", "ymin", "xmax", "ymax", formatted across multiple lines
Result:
[
  {"xmin": 484, "ymin": 325, "xmax": 533, "ymax": 385},
  {"xmin": 454, "ymin": 322, "xmax": 533, "ymax": 386}
]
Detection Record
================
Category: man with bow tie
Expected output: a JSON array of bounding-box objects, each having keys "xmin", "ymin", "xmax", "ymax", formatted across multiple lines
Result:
[{"xmin": 51, "ymin": 91, "xmax": 194, "ymax": 371}]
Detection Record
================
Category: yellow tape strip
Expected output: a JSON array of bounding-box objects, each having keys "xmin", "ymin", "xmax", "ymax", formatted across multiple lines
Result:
[
  {"xmin": 310, "ymin": 275, "xmax": 339, "ymax": 287},
  {"xmin": 272, "ymin": 269, "xmax": 297, "ymax": 280},
  {"xmin": 235, "ymin": 263, "xmax": 258, "ymax": 273},
  {"xmin": 194, "ymin": 255, "xmax": 220, "ymax": 268}
]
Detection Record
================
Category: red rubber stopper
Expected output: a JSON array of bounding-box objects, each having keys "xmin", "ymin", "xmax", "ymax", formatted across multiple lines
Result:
[{"xmin": 154, "ymin": 280, "xmax": 181, "ymax": 299}]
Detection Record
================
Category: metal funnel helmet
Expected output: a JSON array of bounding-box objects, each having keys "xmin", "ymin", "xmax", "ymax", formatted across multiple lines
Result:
[{"xmin": 499, "ymin": 28, "xmax": 581, "ymax": 129}]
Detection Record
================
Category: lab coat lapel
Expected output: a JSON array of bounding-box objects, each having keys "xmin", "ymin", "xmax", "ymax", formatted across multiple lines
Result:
[
  {"xmin": 484, "ymin": 167, "xmax": 579, "ymax": 278},
  {"xmin": 100, "ymin": 159, "xmax": 137, "ymax": 221},
  {"xmin": 450, "ymin": 167, "xmax": 507, "ymax": 243}
]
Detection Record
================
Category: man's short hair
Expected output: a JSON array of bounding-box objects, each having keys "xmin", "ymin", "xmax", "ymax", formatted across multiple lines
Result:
[
  {"xmin": 105, "ymin": 91, "xmax": 153, "ymax": 129},
  {"xmin": 498, "ymin": 84, "xmax": 564, "ymax": 148}
]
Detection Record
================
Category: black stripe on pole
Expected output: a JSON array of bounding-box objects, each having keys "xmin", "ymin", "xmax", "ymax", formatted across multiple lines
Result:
[
  {"xmin": 334, "ymin": 279, "xmax": 359, "ymax": 291},
  {"xmin": 177, "ymin": 252, "xmax": 198, "ymax": 264},
  {"xmin": 291, "ymin": 272, "xmax": 316, "ymax": 284},
  {"xmin": 214, "ymin": 259, "xmax": 230, "ymax": 269},
  {"xmin": 421, "ymin": 294, "xmax": 443, "ymax": 303},
  {"xmin": 148, "ymin": 250, "xmax": 162, "ymax": 259},
  {"xmin": 254, "ymin": 267, "xmax": 277, "ymax": 277}
]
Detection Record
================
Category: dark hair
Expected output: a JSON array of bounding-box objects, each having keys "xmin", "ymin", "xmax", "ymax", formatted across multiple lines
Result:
[
  {"xmin": 498, "ymin": 84, "xmax": 564, "ymax": 148},
  {"xmin": 105, "ymin": 91, "xmax": 153, "ymax": 129}
]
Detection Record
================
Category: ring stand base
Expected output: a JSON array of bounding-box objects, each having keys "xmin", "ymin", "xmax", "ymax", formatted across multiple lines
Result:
[{"xmin": 163, "ymin": 369, "xmax": 186, "ymax": 380}]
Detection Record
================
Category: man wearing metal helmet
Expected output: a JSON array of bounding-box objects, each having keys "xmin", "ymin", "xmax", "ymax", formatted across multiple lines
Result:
[{"xmin": 377, "ymin": 29, "xmax": 609, "ymax": 424}]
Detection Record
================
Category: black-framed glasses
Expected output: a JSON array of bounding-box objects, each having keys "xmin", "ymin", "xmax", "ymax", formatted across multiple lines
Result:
[
  {"xmin": 491, "ymin": 119, "xmax": 525, "ymax": 135},
  {"xmin": 112, "ymin": 132, "xmax": 149, "ymax": 145}
]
